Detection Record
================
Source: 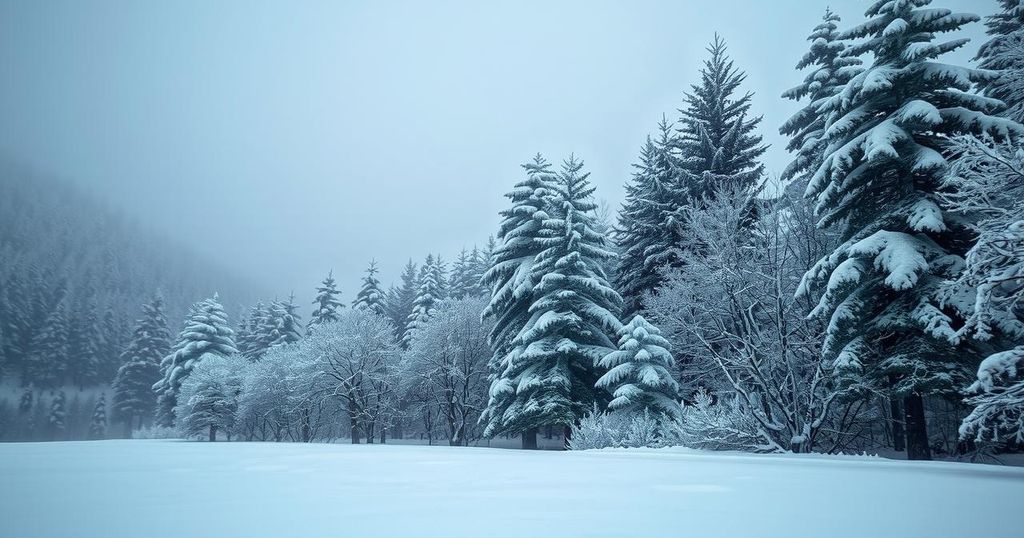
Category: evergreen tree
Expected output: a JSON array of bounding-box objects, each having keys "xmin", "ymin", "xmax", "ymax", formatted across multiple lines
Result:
[
  {"xmin": 675, "ymin": 35, "xmax": 766, "ymax": 198},
  {"xmin": 596, "ymin": 315, "xmax": 680, "ymax": 420},
  {"xmin": 798, "ymin": 0, "xmax": 1023, "ymax": 460},
  {"xmin": 153, "ymin": 294, "xmax": 237, "ymax": 427},
  {"xmin": 480, "ymin": 155, "xmax": 558, "ymax": 446},
  {"xmin": 241, "ymin": 302, "xmax": 273, "ymax": 361},
  {"xmin": 2, "ymin": 273, "xmax": 31, "ymax": 377},
  {"xmin": 48, "ymin": 390, "xmax": 67, "ymax": 440},
  {"xmin": 309, "ymin": 271, "xmax": 344, "ymax": 327},
  {"xmin": 386, "ymin": 260, "xmax": 419, "ymax": 345},
  {"xmin": 111, "ymin": 295, "xmax": 171, "ymax": 435},
  {"xmin": 448, "ymin": 249, "xmax": 473, "ymax": 300},
  {"xmin": 99, "ymin": 309, "xmax": 127, "ymax": 382},
  {"xmin": 466, "ymin": 245, "xmax": 489, "ymax": 298},
  {"xmin": 780, "ymin": 9, "xmax": 863, "ymax": 185},
  {"xmin": 484, "ymin": 155, "xmax": 623, "ymax": 447},
  {"xmin": 976, "ymin": 0, "xmax": 1024, "ymax": 122},
  {"xmin": 352, "ymin": 260, "xmax": 386, "ymax": 315},
  {"xmin": 234, "ymin": 309, "xmax": 255, "ymax": 360},
  {"xmin": 402, "ymin": 255, "xmax": 446, "ymax": 347},
  {"xmin": 68, "ymin": 300, "xmax": 103, "ymax": 388},
  {"xmin": 89, "ymin": 392, "xmax": 107, "ymax": 439},
  {"xmin": 615, "ymin": 118, "xmax": 687, "ymax": 314},
  {"xmin": 25, "ymin": 303, "xmax": 69, "ymax": 388},
  {"xmin": 268, "ymin": 294, "xmax": 302, "ymax": 348}
]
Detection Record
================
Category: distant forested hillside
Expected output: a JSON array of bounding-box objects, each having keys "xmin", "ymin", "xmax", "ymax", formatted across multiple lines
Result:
[{"xmin": 0, "ymin": 158, "xmax": 261, "ymax": 390}]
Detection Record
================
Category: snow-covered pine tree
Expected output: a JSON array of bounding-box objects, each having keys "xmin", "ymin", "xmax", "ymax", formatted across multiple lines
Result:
[
  {"xmin": 111, "ymin": 295, "xmax": 171, "ymax": 435},
  {"xmin": 48, "ymin": 390, "xmax": 66, "ymax": 440},
  {"xmin": 240, "ymin": 301, "xmax": 272, "ymax": 361},
  {"xmin": 402, "ymin": 255, "xmax": 446, "ymax": 347},
  {"xmin": 153, "ymin": 294, "xmax": 237, "ymax": 427},
  {"xmin": 310, "ymin": 271, "xmax": 344, "ymax": 328},
  {"xmin": 352, "ymin": 260, "xmax": 386, "ymax": 315},
  {"xmin": 675, "ymin": 35, "xmax": 766, "ymax": 199},
  {"xmin": 25, "ymin": 303, "xmax": 69, "ymax": 389},
  {"xmin": 386, "ymin": 260, "xmax": 419, "ymax": 346},
  {"xmin": 480, "ymin": 155, "xmax": 558, "ymax": 447},
  {"xmin": 269, "ymin": 294, "xmax": 302, "ymax": 347},
  {"xmin": 466, "ymin": 245, "xmax": 489, "ymax": 297},
  {"xmin": 798, "ymin": 0, "xmax": 1024, "ymax": 460},
  {"xmin": 596, "ymin": 315, "xmax": 680, "ymax": 420},
  {"xmin": 447, "ymin": 249, "xmax": 473, "ymax": 300},
  {"xmin": 99, "ymin": 309, "xmax": 128, "ymax": 381},
  {"xmin": 486, "ymin": 155, "xmax": 624, "ymax": 448},
  {"xmin": 976, "ymin": 0, "xmax": 1024, "ymax": 122},
  {"xmin": 68, "ymin": 300, "xmax": 103, "ymax": 389},
  {"xmin": 1, "ymin": 273, "xmax": 28, "ymax": 377},
  {"xmin": 88, "ymin": 393, "xmax": 106, "ymax": 439},
  {"xmin": 615, "ymin": 118, "xmax": 686, "ymax": 314},
  {"xmin": 234, "ymin": 309, "xmax": 254, "ymax": 359},
  {"xmin": 780, "ymin": 8, "xmax": 863, "ymax": 186}
]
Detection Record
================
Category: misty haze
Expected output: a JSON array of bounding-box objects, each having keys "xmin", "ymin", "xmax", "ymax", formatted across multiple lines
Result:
[{"xmin": 1, "ymin": 1, "xmax": 1023, "ymax": 537}]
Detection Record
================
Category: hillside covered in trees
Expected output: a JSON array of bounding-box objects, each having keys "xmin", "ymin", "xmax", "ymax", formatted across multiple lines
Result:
[{"xmin": 0, "ymin": 159, "xmax": 263, "ymax": 437}]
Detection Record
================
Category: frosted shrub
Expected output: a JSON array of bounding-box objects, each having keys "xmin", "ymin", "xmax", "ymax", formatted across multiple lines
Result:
[
  {"xmin": 568, "ymin": 407, "xmax": 679, "ymax": 450},
  {"xmin": 619, "ymin": 409, "xmax": 675, "ymax": 448},
  {"xmin": 567, "ymin": 408, "xmax": 621, "ymax": 450},
  {"xmin": 677, "ymin": 388, "xmax": 780, "ymax": 453}
]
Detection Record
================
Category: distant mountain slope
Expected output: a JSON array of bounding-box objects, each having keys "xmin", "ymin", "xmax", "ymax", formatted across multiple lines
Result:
[{"xmin": 0, "ymin": 158, "xmax": 263, "ymax": 387}]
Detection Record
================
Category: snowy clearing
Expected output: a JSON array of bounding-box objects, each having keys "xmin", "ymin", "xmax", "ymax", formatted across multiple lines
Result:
[{"xmin": 2, "ymin": 441, "xmax": 1021, "ymax": 538}]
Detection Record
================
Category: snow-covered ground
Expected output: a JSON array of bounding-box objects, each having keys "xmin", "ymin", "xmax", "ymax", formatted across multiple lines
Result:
[{"xmin": 2, "ymin": 441, "xmax": 1020, "ymax": 538}]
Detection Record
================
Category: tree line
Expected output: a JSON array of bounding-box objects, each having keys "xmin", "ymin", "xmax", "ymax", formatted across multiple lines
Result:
[{"xmin": 2, "ymin": 0, "xmax": 1023, "ymax": 460}]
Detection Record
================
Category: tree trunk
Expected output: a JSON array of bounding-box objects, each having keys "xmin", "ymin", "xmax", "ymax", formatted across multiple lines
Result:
[
  {"xmin": 521, "ymin": 428, "xmax": 538, "ymax": 450},
  {"xmin": 209, "ymin": 425, "xmax": 217, "ymax": 442},
  {"xmin": 563, "ymin": 425, "xmax": 572, "ymax": 450},
  {"xmin": 379, "ymin": 426, "xmax": 386, "ymax": 444},
  {"xmin": 889, "ymin": 396, "xmax": 905, "ymax": 452},
  {"xmin": 350, "ymin": 420, "xmax": 360, "ymax": 444},
  {"xmin": 301, "ymin": 407, "xmax": 312, "ymax": 443},
  {"xmin": 124, "ymin": 415, "xmax": 134, "ymax": 439},
  {"xmin": 903, "ymin": 393, "xmax": 931, "ymax": 460}
]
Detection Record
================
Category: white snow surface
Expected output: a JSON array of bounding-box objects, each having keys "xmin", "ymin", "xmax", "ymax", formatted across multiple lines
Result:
[{"xmin": 1, "ymin": 440, "xmax": 1021, "ymax": 538}]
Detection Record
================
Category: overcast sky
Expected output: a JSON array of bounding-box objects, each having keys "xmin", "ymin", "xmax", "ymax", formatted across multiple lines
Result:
[{"xmin": 0, "ymin": 0, "xmax": 993, "ymax": 305}]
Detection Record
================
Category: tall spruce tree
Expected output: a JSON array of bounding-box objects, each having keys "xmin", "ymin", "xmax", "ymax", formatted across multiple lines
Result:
[
  {"xmin": 241, "ymin": 301, "xmax": 273, "ymax": 361},
  {"xmin": 153, "ymin": 294, "xmax": 237, "ymax": 427},
  {"xmin": 448, "ymin": 249, "xmax": 474, "ymax": 300},
  {"xmin": 402, "ymin": 255, "xmax": 446, "ymax": 347},
  {"xmin": 466, "ymin": 245, "xmax": 489, "ymax": 297},
  {"xmin": 25, "ymin": 303, "xmax": 69, "ymax": 389},
  {"xmin": 675, "ymin": 35, "xmax": 766, "ymax": 198},
  {"xmin": 48, "ymin": 390, "xmax": 67, "ymax": 440},
  {"xmin": 480, "ymin": 155, "xmax": 558, "ymax": 447},
  {"xmin": 798, "ymin": 0, "xmax": 1023, "ymax": 460},
  {"xmin": 781, "ymin": 9, "xmax": 863, "ymax": 185},
  {"xmin": 310, "ymin": 271, "xmax": 344, "ymax": 328},
  {"xmin": 89, "ymin": 393, "xmax": 107, "ymax": 439},
  {"xmin": 269, "ymin": 294, "xmax": 302, "ymax": 347},
  {"xmin": 615, "ymin": 118, "xmax": 687, "ymax": 314},
  {"xmin": 111, "ymin": 295, "xmax": 171, "ymax": 435},
  {"xmin": 68, "ymin": 300, "xmax": 103, "ymax": 389},
  {"xmin": 976, "ymin": 1, "xmax": 1024, "ymax": 122},
  {"xmin": 386, "ymin": 260, "xmax": 419, "ymax": 345},
  {"xmin": 352, "ymin": 261, "xmax": 386, "ymax": 315},
  {"xmin": 484, "ymin": 156, "xmax": 623, "ymax": 447}
]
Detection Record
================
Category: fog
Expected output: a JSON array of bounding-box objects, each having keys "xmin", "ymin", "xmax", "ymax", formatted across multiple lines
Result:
[{"xmin": 0, "ymin": 0, "xmax": 989, "ymax": 299}]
